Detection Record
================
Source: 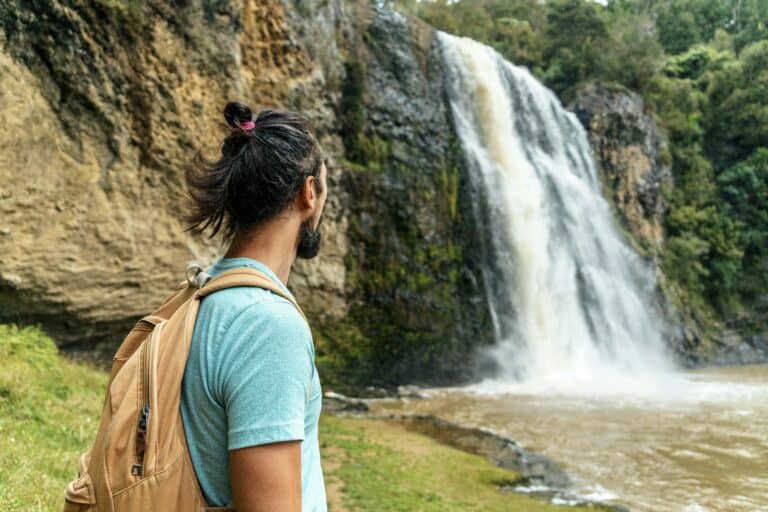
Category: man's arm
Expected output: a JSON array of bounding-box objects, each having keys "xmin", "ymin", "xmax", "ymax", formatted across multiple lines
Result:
[
  {"xmin": 221, "ymin": 300, "xmax": 313, "ymax": 511},
  {"xmin": 230, "ymin": 440, "xmax": 302, "ymax": 512}
]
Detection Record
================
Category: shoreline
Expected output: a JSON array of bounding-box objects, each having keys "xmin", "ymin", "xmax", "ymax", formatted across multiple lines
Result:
[{"xmin": 323, "ymin": 391, "xmax": 630, "ymax": 511}]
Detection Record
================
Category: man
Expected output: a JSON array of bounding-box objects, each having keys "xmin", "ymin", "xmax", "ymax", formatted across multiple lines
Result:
[{"xmin": 180, "ymin": 102, "xmax": 329, "ymax": 512}]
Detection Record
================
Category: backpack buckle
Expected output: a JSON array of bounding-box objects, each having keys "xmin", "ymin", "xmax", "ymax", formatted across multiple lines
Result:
[{"xmin": 185, "ymin": 263, "xmax": 212, "ymax": 289}]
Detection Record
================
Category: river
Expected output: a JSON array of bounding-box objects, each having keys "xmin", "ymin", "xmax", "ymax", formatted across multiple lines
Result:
[{"xmin": 369, "ymin": 365, "xmax": 768, "ymax": 511}]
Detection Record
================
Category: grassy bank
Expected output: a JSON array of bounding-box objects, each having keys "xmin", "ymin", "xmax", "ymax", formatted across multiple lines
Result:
[
  {"xmin": 0, "ymin": 324, "xmax": 107, "ymax": 510},
  {"xmin": 0, "ymin": 324, "xmax": 591, "ymax": 511},
  {"xmin": 320, "ymin": 414, "xmax": 582, "ymax": 512}
]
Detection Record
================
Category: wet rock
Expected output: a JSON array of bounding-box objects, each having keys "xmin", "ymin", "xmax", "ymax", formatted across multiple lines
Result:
[
  {"xmin": 343, "ymin": 410, "xmax": 630, "ymax": 510},
  {"xmin": 322, "ymin": 391, "xmax": 369, "ymax": 414},
  {"xmin": 385, "ymin": 413, "xmax": 637, "ymax": 510},
  {"xmin": 360, "ymin": 386, "xmax": 396, "ymax": 398},
  {"xmin": 330, "ymin": 384, "xmax": 428, "ymax": 400},
  {"xmin": 396, "ymin": 384, "xmax": 428, "ymax": 399},
  {"xmin": 571, "ymin": 83, "xmax": 671, "ymax": 260},
  {"xmin": 335, "ymin": 6, "xmax": 494, "ymax": 385},
  {"xmin": 712, "ymin": 331, "xmax": 768, "ymax": 365},
  {"xmin": 382, "ymin": 413, "xmax": 571, "ymax": 489}
]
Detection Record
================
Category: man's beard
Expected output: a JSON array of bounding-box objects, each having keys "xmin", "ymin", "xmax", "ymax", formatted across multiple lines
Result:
[{"xmin": 296, "ymin": 213, "xmax": 323, "ymax": 259}]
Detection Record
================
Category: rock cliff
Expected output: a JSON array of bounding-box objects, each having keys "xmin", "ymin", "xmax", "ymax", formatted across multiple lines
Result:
[
  {"xmin": 0, "ymin": 1, "xmax": 493, "ymax": 386},
  {"xmin": 0, "ymin": 0, "xmax": 348, "ymax": 354},
  {"xmin": 570, "ymin": 83, "xmax": 672, "ymax": 261}
]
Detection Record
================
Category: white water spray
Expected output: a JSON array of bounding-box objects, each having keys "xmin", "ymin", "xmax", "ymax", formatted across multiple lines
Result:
[{"xmin": 438, "ymin": 32, "xmax": 675, "ymax": 385}]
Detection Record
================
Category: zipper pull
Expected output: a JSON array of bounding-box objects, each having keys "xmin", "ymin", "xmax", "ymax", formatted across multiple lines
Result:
[{"xmin": 132, "ymin": 404, "xmax": 151, "ymax": 476}]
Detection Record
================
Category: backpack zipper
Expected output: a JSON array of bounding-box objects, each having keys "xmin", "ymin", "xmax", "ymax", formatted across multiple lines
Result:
[{"xmin": 131, "ymin": 336, "xmax": 152, "ymax": 477}]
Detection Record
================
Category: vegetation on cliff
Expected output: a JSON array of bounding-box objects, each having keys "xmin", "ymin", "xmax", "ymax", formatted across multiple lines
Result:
[
  {"xmin": 393, "ymin": 0, "xmax": 768, "ymax": 345},
  {"xmin": 317, "ymin": 10, "xmax": 495, "ymax": 389}
]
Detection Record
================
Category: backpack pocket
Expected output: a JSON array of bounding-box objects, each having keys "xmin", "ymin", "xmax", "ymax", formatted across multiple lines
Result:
[{"xmin": 63, "ymin": 453, "xmax": 96, "ymax": 511}]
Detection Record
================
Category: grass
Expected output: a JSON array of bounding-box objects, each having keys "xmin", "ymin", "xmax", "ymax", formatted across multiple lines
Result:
[
  {"xmin": 319, "ymin": 414, "xmax": 580, "ymax": 512},
  {"xmin": 0, "ymin": 324, "xmax": 107, "ymax": 511},
  {"xmin": 1, "ymin": 324, "xmax": 593, "ymax": 511}
]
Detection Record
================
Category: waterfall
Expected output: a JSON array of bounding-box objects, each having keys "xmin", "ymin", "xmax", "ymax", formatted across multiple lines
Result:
[{"xmin": 438, "ymin": 32, "xmax": 675, "ymax": 383}]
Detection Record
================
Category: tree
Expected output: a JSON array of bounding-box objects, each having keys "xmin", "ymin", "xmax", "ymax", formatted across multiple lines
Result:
[
  {"xmin": 541, "ymin": 0, "xmax": 609, "ymax": 97},
  {"xmin": 717, "ymin": 148, "xmax": 768, "ymax": 298},
  {"xmin": 603, "ymin": 9, "xmax": 664, "ymax": 92},
  {"xmin": 731, "ymin": 0, "xmax": 768, "ymax": 52},
  {"xmin": 656, "ymin": 6, "xmax": 700, "ymax": 54},
  {"xmin": 705, "ymin": 40, "xmax": 768, "ymax": 170}
]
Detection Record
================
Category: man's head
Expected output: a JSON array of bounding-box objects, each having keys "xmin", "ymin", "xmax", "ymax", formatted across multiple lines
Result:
[{"xmin": 184, "ymin": 102, "xmax": 327, "ymax": 259}]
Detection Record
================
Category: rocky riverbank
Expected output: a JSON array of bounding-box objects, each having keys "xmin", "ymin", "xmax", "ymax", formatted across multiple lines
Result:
[{"xmin": 323, "ymin": 390, "xmax": 630, "ymax": 511}]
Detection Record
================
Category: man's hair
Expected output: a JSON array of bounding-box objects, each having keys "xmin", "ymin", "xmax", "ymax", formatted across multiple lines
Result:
[{"xmin": 183, "ymin": 101, "xmax": 324, "ymax": 243}]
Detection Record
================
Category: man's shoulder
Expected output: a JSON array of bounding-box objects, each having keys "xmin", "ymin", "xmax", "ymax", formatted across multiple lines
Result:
[
  {"xmin": 203, "ymin": 286, "xmax": 297, "ymax": 320},
  {"xmin": 204, "ymin": 286, "xmax": 309, "ymax": 339}
]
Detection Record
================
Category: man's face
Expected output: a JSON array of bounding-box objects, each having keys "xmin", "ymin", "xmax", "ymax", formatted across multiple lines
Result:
[{"xmin": 296, "ymin": 162, "xmax": 328, "ymax": 260}]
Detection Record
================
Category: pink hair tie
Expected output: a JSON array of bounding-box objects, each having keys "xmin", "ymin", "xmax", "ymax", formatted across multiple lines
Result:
[{"xmin": 241, "ymin": 121, "xmax": 255, "ymax": 131}]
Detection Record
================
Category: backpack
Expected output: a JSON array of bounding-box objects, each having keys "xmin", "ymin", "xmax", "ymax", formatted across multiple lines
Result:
[{"xmin": 62, "ymin": 263, "xmax": 308, "ymax": 512}]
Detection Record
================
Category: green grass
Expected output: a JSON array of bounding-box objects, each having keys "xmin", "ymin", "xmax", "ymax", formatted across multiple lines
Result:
[
  {"xmin": 0, "ymin": 324, "xmax": 107, "ymax": 511},
  {"xmin": 1, "ymin": 324, "xmax": 597, "ymax": 511},
  {"xmin": 319, "ymin": 414, "xmax": 600, "ymax": 512}
]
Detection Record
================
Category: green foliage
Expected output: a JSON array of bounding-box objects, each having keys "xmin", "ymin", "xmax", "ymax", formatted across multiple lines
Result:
[
  {"xmin": 657, "ymin": 8, "xmax": 700, "ymax": 54},
  {"xmin": 396, "ymin": 0, "xmax": 547, "ymax": 67},
  {"xmin": 662, "ymin": 45, "xmax": 732, "ymax": 80},
  {"xmin": 540, "ymin": 0, "xmax": 610, "ymax": 97},
  {"xmin": 704, "ymin": 40, "xmax": 768, "ymax": 169},
  {"xmin": 441, "ymin": 161, "xmax": 460, "ymax": 220},
  {"xmin": 663, "ymin": 233, "xmax": 711, "ymax": 299},
  {"xmin": 601, "ymin": 10, "xmax": 664, "ymax": 92},
  {"xmin": 339, "ymin": 60, "xmax": 368, "ymax": 163},
  {"xmin": 731, "ymin": 0, "xmax": 768, "ymax": 51},
  {"xmin": 717, "ymin": 148, "xmax": 768, "ymax": 299},
  {"xmin": 0, "ymin": 324, "xmax": 108, "ymax": 511},
  {"xmin": 653, "ymin": 0, "xmax": 736, "ymax": 53}
]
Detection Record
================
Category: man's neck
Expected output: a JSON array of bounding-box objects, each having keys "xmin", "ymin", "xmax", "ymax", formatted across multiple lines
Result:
[{"xmin": 224, "ymin": 220, "xmax": 298, "ymax": 286}]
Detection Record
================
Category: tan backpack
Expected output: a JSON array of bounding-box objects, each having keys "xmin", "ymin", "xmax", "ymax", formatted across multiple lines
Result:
[{"xmin": 62, "ymin": 264, "xmax": 308, "ymax": 512}]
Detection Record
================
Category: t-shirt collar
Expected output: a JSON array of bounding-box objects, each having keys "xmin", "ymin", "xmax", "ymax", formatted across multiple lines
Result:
[{"xmin": 207, "ymin": 256, "xmax": 295, "ymax": 300}]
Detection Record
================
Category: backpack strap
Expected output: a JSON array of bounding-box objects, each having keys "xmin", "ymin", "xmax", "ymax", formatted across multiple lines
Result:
[{"xmin": 192, "ymin": 267, "xmax": 308, "ymax": 323}]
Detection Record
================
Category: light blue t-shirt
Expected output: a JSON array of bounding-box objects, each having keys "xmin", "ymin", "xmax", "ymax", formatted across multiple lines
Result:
[{"xmin": 180, "ymin": 257, "xmax": 326, "ymax": 511}]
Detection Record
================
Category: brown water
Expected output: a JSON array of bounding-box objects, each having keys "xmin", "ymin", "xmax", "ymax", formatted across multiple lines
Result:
[{"xmin": 369, "ymin": 366, "xmax": 768, "ymax": 512}]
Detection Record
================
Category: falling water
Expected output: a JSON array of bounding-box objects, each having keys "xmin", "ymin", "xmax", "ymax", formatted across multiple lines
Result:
[{"xmin": 437, "ymin": 32, "xmax": 675, "ymax": 384}]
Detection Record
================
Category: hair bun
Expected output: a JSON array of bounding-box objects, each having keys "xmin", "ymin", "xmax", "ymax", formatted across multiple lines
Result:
[{"xmin": 223, "ymin": 101, "xmax": 254, "ymax": 130}]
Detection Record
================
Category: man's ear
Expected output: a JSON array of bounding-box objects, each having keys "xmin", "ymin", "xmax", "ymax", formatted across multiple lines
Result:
[{"xmin": 296, "ymin": 175, "xmax": 316, "ymax": 212}]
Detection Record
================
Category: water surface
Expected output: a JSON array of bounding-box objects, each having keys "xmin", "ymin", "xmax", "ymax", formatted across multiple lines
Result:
[{"xmin": 370, "ymin": 365, "xmax": 768, "ymax": 512}]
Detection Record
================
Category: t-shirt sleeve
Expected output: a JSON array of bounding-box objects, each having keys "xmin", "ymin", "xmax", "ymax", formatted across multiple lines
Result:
[{"xmin": 218, "ymin": 298, "xmax": 314, "ymax": 451}]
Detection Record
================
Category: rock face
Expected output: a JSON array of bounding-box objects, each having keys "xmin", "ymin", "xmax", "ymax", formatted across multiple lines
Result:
[
  {"xmin": 0, "ymin": 0, "xmax": 350, "ymax": 355},
  {"xmin": 0, "ymin": 1, "xmax": 494, "ymax": 385},
  {"xmin": 324, "ymin": 9, "xmax": 494, "ymax": 385},
  {"xmin": 570, "ymin": 83, "xmax": 672, "ymax": 261}
]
